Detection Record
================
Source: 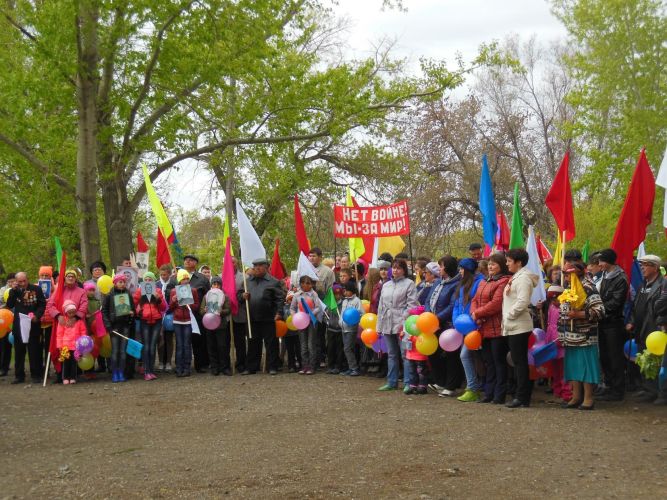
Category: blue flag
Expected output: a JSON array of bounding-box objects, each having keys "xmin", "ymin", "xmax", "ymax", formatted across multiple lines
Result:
[
  {"xmin": 300, "ymin": 297, "xmax": 317, "ymax": 327},
  {"xmin": 479, "ymin": 154, "xmax": 498, "ymax": 248}
]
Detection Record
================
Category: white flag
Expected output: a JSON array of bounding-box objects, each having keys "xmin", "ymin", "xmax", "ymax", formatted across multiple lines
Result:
[
  {"xmin": 297, "ymin": 252, "xmax": 319, "ymax": 282},
  {"xmin": 637, "ymin": 242, "xmax": 647, "ymax": 259},
  {"xmin": 235, "ymin": 200, "xmax": 266, "ymax": 268},
  {"xmin": 526, "ymin": 226, "xmax": 547, "ymax": 306},
  {"xmin": 656, "ymin": 144, "xmax": 667, "ymax": 229},
  {"xmin": 19, "ymin": 313, "xmax": 32, "ymax": 343},
  {"xmin": 187, "ymin": 306, "xmax": 200, "ymax": 335},
  {"xmin": 370, "ymin": 237, "xmax": 380, "ymax": 269}
]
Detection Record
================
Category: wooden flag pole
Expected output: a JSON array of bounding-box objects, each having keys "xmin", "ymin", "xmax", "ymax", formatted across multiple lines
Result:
[
  {"xmin": 42, "ymin": 352, "xmax": 51, "ymax": 387},
  {"xmin": 242, "ymin": 268, "xmax": 253, "ymax": 339},
  {"xmin": 229, "ymin": 318, "xmax": 236, "ymax": 375},
  {"xmin": 561, "ymin": 230, "xmax": 566, "ymax": 288}
]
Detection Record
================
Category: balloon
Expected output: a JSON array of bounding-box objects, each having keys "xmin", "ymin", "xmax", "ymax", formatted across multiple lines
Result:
[
  {"xmin": 416, "ymin": 333, "xmax": 438, "ymax": 355},
  {"xmin": 527, "ymin": 352, "xmax": 535, "ymax": 366},
  {"xmin": 416, "ymin": 312, "xmax": 439, "ymax": 335},
  {"xmin": 0, "ymin": 308, "xmax": 14, "ymax": 336},
  {"xmin": 403, "ymin": 315, "xmax": 420, "ymax": 336},
  {"xmin": 298, "ymin": 297, "xmax": 315, "ymax": 312},
  {"xmin": 360, "ymin": 313, "xmax": 378, "ymax": 330},
  {"xmin": 361, "ymin": 300, "xmax": 371, "ymax": 313},
  {"xmin": 2, "ymin": 288, "xmax": 8, "ymax": 303},
  {"xmin": 8, "ymin": 332, "xmax": 14, "ymax": 345},
  {"xmin": 361, "ymin": 328, "xmax": 379, "ymax": 346},
  {"xmin": 506, "ymin": 351, "xmax": 514, "ymax": 367},
  {"xmin": 100, "ymin": 335, "xmax": 112, "ymax": 357},
  {"xmin": 75, "ymin": 336, "xmax": 94, "ymax": 354},
  {"xmin": 342, "ymin": 308, "xmax": 361, "ymax": 326},
  {"xmin": 91, "ymin": 345, "xmax": 100, "ymax": 358},
  {"xmin": 97, "ymin": 275, "xmax": 113, "ymax": 294},
  {"xmin": 439, "ymin": 328, "xmax": 463, "ymax": 352},
  {"xmin": 533, "ymin": 328, "xmax": 546, "ymax": 344},
  {"xmin": 463, "ymin": 330, "xmax": 482, "ymax": 350},
  {"xmin": 275, "ymin": 320, "xmax": 288, "ymax": 338},
  {"xmin": 453, "ymin": 314, "xmax": 476, "ymax": 335},
  {"xmin": 371, "ymin": 335, "xmax": 387, "ymax": 353},
  {"xmin": 162, "ymin": 313, "xmax": 174, "ymax": 331},
  {"xmin": 286, "ymin": 315, "xmax": 297, "ymax": 331},
  {"xmin": 528, "ymin": 333, "xmax": 536, "ymax": 350},
  {"xmin": 623, "ymin": 339, "xmax": 638, "ymax": 360},
  {"xmin": 292, "ymin": 311, "xmax": 310, "ymax": 330},
  {"xmin": 202, "ymin": 312, "xmax": 221, "ymax": 330},
  {"xmin": 77, "ymin": 353, "xmax": 94, "ymax": 371},
  {"xmin": 646, "ymin": 330, "xmax": 667, "ymax": 356}
]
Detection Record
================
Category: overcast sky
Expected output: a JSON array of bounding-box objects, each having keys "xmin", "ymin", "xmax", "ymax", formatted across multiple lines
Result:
[{"xmin": 165, "ymin": 0, "xmax": 568, "ymax": 214}]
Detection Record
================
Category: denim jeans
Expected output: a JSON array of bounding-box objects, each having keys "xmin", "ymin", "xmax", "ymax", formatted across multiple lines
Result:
[
  {"xmin": 174, "ymin": 323, "xmax": 192, "ymax": 374},
  {"xmin": 385, "ymin": 334, "xmax": 402, "ymax": 387},
  {"xmin": 141, "ymin": 320, "xmax": 162, "ymax": 375},
  {"xmin": 299, "ymin": 324, "xmax": 319, "ymax": 370},
  {"xmin": 111, "ymin": 327, "xmax": 128, "ymax": 372},
  {"xmin": 407, "ymin": 360, "xmax": 428, "ymax": 388},
  {"xmin": 460, "ymin": 344, "xmax": 482, "ymax": 391},
  {"xmin": 342, "ymin": 331, "xmax": 358, "ymax": 371}
]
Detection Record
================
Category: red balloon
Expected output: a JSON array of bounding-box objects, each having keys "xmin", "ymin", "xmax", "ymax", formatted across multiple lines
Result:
[
  {"xmin": 528, "ymin": 332, "xmax": 536, "ymax": 350},
  {"xmin": 275, "ymin": 320, "xmax": 288, "ymax": 338}
]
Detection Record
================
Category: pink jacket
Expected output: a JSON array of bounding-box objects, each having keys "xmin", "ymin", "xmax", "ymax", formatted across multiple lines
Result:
[
  {"xmin": 546, "ymin": 302, "xmax": 564, "ymax": 359},
  {"xmin": 55, "ymin": 319, "xmax": 87, "ymax": 350},
  {"xmin": 46, "ymin": 284, "xmax": 88, "ymax": 321},
  {"xmin": 404, "ymin": 334, "xmax": 428, "ymax": 361}
]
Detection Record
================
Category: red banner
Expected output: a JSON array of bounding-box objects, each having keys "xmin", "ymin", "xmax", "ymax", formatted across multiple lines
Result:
[{"xmin": 334, "ymin": 200, "xmax": 410, "ymax": 237}]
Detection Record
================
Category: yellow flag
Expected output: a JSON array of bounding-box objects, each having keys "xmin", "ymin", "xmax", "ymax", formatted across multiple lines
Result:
[
  {"xmin": 552, "ymin": 231, "xmax": 562, "ymax": 266},
  {"xmin": 569, "ymin": 272, "xmax": 587, "ymax": 309},
  {"xmin": 142, "ymin": 164, "xmax": 173, "ymax": 240},
  {"xmin": 223, "ymin": 215, "xmax": 234, "ymax": 256},
  {"xmin": 378, "ymin": 236, "xmax": 405, "ymax": 257},
  {"xmin": 346, "ymin": 187, "xmax": 365, "ymax": 261}
]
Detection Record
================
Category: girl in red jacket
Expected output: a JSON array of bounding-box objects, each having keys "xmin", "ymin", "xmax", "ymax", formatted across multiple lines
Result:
[
  {"xmin": 56, "ymin": 300, "xmax": 87, "ymax": 385},
  {"xmin": 134, "ymin": 272, "xmax": 166, "ymax": 381}
]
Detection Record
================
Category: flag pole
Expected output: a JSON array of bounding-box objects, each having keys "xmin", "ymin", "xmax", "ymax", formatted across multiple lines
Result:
[
  {"xmin": 42, "ymin": 352, "xmax": 51, "ymax": 387},
  {"xmin": 561, "ymin": 230, "xmax": 566, "ymax": 287},
  {"xmin": 229, "ymin": 318, "xmax": 236, "ymax": 375},
  {"xmin": 242, "ymin": 269, "xmax": 253, "ymax": 339}
]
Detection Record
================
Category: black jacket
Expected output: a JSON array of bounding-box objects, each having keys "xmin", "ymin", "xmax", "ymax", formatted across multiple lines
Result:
[
  {"xmin": 6, "ymin": 284, "xmax": 46, "ymax": 330},
  {"xmin": 599, "ymin": 267, "xmax": 629, "ymax": 324},
  {"xmin": 102, "ymin": 287, "xmax": 135, "ymax": 330},
  {"xmin": 238, "ymin": 273, "xmax": 284, "ymax": 322},
  {"xmin": 630, "ymin": 274, "xmax": 666, "ymax": 345}
]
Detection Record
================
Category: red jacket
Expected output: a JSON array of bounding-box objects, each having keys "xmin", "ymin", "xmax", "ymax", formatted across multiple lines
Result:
[
  {"xmin": 470, "ymin": 274, "xmax": 510, "ymax": 339},
  {"xmin": 370, "ymin": 281, "xmax": 385, "ymax": 314},
  {"xmin": 55, "ymin": 318, "xmax": 87, "ymax": 350},
  {"xmin": 169, "ymin": 287, "xmax": 200, "ymax": 323},
  {"xmin": 134, "ymin": 288, "xmax": 167, "ymax": 324}
]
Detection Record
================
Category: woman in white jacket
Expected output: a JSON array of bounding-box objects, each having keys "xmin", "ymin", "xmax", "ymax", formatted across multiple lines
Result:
[
  {"xmin": 376, "ymin": 259, "xmax": 419, "ymax": 391},
  {"xmin": 502, "ymin": 248, "xmax": 540, "ymax": 408}
]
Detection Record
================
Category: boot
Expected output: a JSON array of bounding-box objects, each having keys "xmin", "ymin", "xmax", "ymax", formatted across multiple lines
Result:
[
  {"xmin": 118, "ymin": 370, "xmax": 126, "ymax": 382},
  {"xmin": 111, "ymin": 370, "xmax": 118, "ymax": 383}
]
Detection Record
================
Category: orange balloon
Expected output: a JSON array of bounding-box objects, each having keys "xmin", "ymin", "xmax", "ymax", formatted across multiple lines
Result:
[
  {"xmin": 464, "ymin": 330, "xmax": 482, "ymax": 350},
  {"xmin": 362, "ymin": 302, "xmax": 370, "ymax": 313},
  {"xmin": 360, "ymin": 328, "xmax": 379, "ymax": 346},
  {"xmin": 0, "ymin": 308, "xmax": 14, "ymax": 337},
  {"xmin": 275, "ymin": 320, "xmax": 288, "ymax": 338},
  {"xmin": 416, "ymin": 312, "xmax": 439, "ymax": 335}
]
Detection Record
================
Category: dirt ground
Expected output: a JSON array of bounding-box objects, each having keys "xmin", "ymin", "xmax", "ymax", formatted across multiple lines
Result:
[{"xmin": 1, "ymin": 370, "xmax": 666, "ymax": 499}]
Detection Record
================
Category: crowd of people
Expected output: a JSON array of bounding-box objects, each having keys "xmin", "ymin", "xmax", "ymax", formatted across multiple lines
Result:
[{"xmin": 1, "ymin": 243, "xmax": 666, "ymax": 410}]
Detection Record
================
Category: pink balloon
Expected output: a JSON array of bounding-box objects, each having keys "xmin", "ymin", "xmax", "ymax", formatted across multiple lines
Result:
[
  {"xmin": 203, "ymin": 312, "xmax": 221, "ymax": 330},
  {"xmin": 292, "ymin": 311, "xmax": 310, "ymax": 330},
  {"xmin": 439, "ymin": 328, "xmax": 463, "ymax": 352}
]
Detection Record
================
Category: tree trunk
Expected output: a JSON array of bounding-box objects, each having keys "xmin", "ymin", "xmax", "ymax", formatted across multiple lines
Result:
[
  {"xmin": 75, "ymin": 0, "xmax": 102, "ymax": 273},
  {"xmin": 100, "ymin": 174, "xmax": 134, "ymax": 268}
]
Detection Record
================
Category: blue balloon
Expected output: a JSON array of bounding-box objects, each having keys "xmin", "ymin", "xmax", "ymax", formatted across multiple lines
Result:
[
  {"xmin": 8, "ymin": 332, "xmax": 13, "ymax": 345},
  {"xmin": 342, "ymin": 308, "xmax": 361, "ymax": 326},
  {"xmin": 453, "ymin": 314, "xmax": 476, "ymax": 335},
  {"xmin": 162, "ymin": 313, "xmax": 174, "ymax": 331},
  {"xmin": 623, "ymin": 339, "xmax": 638, "ymax": 360}
]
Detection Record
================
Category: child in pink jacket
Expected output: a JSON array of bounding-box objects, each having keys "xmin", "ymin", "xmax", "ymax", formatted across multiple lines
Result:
[
  {"xmin": 55, "ymin": 300, "xmax": 87, "ymax": 385},
  {"xmin": 545, "ymin": 285, "xmax": 571, "ymax": 402}
]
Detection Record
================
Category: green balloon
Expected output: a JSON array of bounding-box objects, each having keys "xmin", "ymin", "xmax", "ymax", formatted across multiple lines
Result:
[{"xmin": 404, "ymin": 315, "xmax": 421, "ymax": 336}]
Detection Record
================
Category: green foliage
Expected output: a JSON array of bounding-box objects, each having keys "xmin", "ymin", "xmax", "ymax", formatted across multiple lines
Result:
[{"xmin": 636, "ymin": 350, "xmax": 662, "ymax": 380}]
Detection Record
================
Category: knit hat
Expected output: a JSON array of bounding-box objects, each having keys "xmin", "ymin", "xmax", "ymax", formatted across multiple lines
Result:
[
  {"xmin": 83, "ymin": 281, "xmax": 97, "ymax": 292},
  {"xmin": 458, "ymin": 258, "xmax": 477, "ymax": 273},
  {"xmin": 377, "ymin": 260, "xmax": 391, "ymax": 270},
  {"xmin": 112, "ymin": 274, "xmax": 127, "ymax": 285},
  {"xmin": 143, "ymin": 271, "xmax": 156, "ymax": 281},
  {"xmin": 177, "ymin": 269, "xmax": 191, "ymax": 283},
  {"xmin": 425, "ymin": 262, "xmax": 440, "ymax": 277},
  {"xmin": 65, "ymin": 269, "xmax": 78, "ymax": 278},
  {"xmin": 38, "ymin": 266, "xmax": 53, "ymax": 277},
  {"xmin": 597, "ymin": 248, "xmax": 617, "ymax": 265},
  {"xmin": 332, "ymin": 283, "xmax": 343, "ymax": 292},
  {"xmin": 62, "ymin": 300, "xmax": 76, "ymax": 314},
  {"xmin": 211, "ymin": 276, "xmax": 222, "ymax": 285}
]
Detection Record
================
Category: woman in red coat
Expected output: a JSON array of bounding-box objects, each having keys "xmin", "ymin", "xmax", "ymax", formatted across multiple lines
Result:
[{"xmin": 471, "ymin": 253, "xmax": 511, "ymax": 404}]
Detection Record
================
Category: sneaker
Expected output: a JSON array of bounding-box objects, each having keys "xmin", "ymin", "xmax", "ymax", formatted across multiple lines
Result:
[
  {"xmin": 164, "ymin": 364, "xmax": 172, "ymax": 373},
  {"xmin": 403, "ymin": 385, "xmax": 412, "ymax": 394},
  {"xmin": 340, "ymin": 369, "xmax": 352, "ymax": 376},
  {"xmin": 63, "ymin": 379, "xmax": 70, "ymax": 385},
  {"xmin": 159, "ymin": 364, "xmax": 166, "ymax": 372},
  {"xmin": 457, "ymin": 390, "xmax": 480, "ymax": 402},
  {"xmin": 288, "ymin": 368, "xmax": 296, "ymax": 373},
  {"xmin": 438, "ymin": 389, "xmax": 457, "ymax": 398},
  {"xmin": 269, "ymin": 370, "xmax": 278, "ymax": 375},
  {"xmin": 305, "ymin": 369, "xmax": 314, "ymax": 375},
  {"xmin": 653, "ymin": 396, "xmax": 667, "ymax": 406},
  {"xmin": 144, "ymin": 374, "xmax": 152, "ymax": 381},
  {"xmin": 330, "ymin": 368, "xmax": 340, "ymax": 375},
  {"xmin": 416, "ymin": 386, "xmax": 428, "ymax": 395},
  {"xmin": 298, "ymin": 369, "xmax": 307, "ymax": 374},
  {"xmin": 69, "ymin": 379, "xmax": 77, "ymax": 384},
  {"xmin": 428, "ymin": 383, "xmax": 445, "ymax": 393},
  {"xmin": 378, "ymin": 384, "xmax": 398, "ymax": 391},
  {"xmin": 349, "ymin": 370, "xmax": 360, "ymax": 377},
  {"xmin": 325, "ymin": 368, "xmax": 334, "ymax": 374}
]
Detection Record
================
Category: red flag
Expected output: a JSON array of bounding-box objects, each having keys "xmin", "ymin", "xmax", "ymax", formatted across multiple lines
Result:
[
  {"xmin": 545, "ymin": 151, "xmax": 576, "ymax": 242},
  {"xmin": 221, "ymin": 238, "xmax": 239, "ymax": 316},
  {"xmin": 350, "ymin": 195, "xmax": 375, "ymax": 264},
  {"xmin": 48, "ymin": 251, "xmax": 67, "ymax": 373},
  {"xmin": 496, "ymin": 210, "xmax": 511, "ymax": 250},
  {"xmin": 536, "ymin": 234, "xmax": 552, "ymax": 264},
  {"xmin": 156, "ymin": 228, "xmax": 171, "ymax": 267},
  {"xmin": 294, "ymin": 194, "xmax": 310, "ymax": 256},
  {"xmin": 611, "ymin": 149, "xmax": 656, "ymax": 280},
  {"xmin": 269, "ymin": 239, "xmax": 286, "ymax": 280},
  {"xmin": 136, "ymin": 231, "xmax": 149, "ymax": 252}
]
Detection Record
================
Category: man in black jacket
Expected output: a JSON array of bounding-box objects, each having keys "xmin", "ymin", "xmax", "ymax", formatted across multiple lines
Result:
[
  {"xmin": 596, "ymin": 249, "xmax": 629, "ymax": 401},
  {"xmin": 239, "ymin": 258, "xmax": 284, "ymax": 375},
  {"xmin": 6, "ymin": 272, "xmax": 46, "ymax": 384},
  {"xmin": 627, "ymin": 254, "xmax": 667, "ymax": 402}
]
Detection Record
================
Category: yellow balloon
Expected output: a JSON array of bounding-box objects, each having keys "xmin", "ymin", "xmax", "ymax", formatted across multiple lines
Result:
[
  {"xmin": 3, "ymin": 288, "xmax": 8, "ymax": 303},
  {"xmin": 360, "ymin": 313, "xmax": 378, "ymax": 330},
  {"xmin": 286, "ymin": 315, "xmax": 297, "ymax": 331},
  {"xmin": 646, "ymin": 330, "xmax": 667, "ymax": 356},
  {"xmin": 97, "ymin": 275, "xmax": 113, "ymax": 295},
  {"xmin": 99, "ymin": 335, "xmax": 112, "ymax": 357},
  {"xmin": 77, "ymin": 353, "xmax": 95, "ymax": 371},
  {"xmin": 416, "ymin": 333, "xmax": 438, "ymax": 356}
]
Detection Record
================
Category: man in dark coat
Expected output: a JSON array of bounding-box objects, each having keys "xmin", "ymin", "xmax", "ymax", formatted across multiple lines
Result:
[{"xmin": 6, "ymin": 272, "xmax": 46, "ymax": 384}]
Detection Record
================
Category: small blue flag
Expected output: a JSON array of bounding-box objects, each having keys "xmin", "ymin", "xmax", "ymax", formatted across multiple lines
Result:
[
  {"xmin": 126, "ymin": 338, "xmax": 143, "ymax": 359},
  {"xmin": 300, "ymin": 297, "xmax": 317, "ymax": 326}
]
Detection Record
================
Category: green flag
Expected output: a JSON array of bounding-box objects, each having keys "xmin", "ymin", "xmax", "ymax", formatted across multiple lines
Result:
[
  {"xmin": 54, "ymin": 236, "xmax": 62, "ymax": 267},
  {"xmin": 323, "ymin": 288, "xmax": 338, "ymax": 311},
  {"xmin": 509, "ymin": 183, "xmax": 525, "ymax": 249},
  {"xmin": 581, "ymin": 240, "xmax": 590, "ymax": 263}
]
